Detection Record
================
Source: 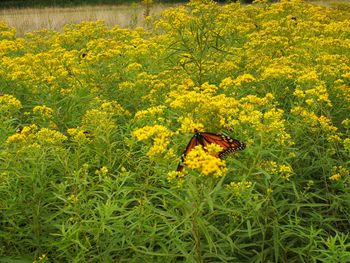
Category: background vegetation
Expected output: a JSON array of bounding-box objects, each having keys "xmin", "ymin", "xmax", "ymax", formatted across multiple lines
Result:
[
  {"xmin": 0, "ymin": 0, "xmax": 187, "ymax": 9},
  {"xmin": 0, "ymin": 0, "xmax": 267, "ymax": 9},
  {"xmin": 1, "ymin": 0, "xmax": 350, "ymax": 262},
  {"xmin": 0, "ymin": 3, "xmax": 173, "ymax": 36}
]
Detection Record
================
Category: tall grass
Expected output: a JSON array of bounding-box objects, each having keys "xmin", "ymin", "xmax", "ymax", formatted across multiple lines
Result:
[
  {"xmin": 0, "ymin": 3, "xmax": 179, "ymax": 35},
  {"xmin": 0, "ymin": 0, "xmax": 185, "ymax": 8}
]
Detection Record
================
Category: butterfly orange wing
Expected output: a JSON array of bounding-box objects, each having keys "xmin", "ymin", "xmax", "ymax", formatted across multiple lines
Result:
[
  {"xmin": 177, "ymin": 131, "xmax": 245, "ymax": 172},
  {"xmin": 176, "ymin": 134, "xmax": 199, "ymax": 172},
  {"xmin": 200, "ymin": 132, "xmax": 246, "ymax": 158}
]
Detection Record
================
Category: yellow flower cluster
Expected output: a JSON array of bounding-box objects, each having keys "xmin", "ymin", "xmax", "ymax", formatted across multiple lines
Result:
[
  {"xmin": 200, "ymin": 82, "xmax": 219, "ymax": 94},
  {"xmin": 95, "ymin": 166, "xmax": 109, "ymax": 176},
  {"xmin": 133, "ymin": 125, "xmax": 173, "ymax": 157},
  {"xmin": 261, "ymin": 161, "xmax": 293, "ymax": 181},
  {"xmin": 126, "ymin": 62, "xmax": 143, "ymax": 72},
  {"xmin": 67, "ymin": 128, "xmax": 92, "ymax": 144},
  {"xmin": 67, "ymin": 194, "xmax": 78, "ymax": 204},
  {"xmin": 35, "ymin": 128, "xmax": 68, "ymax": 145},
  {"xmin": 261, "ymin": 64, "xmax": 295, "ymax": 80},
  {"xmin": 5, "ymin": 124, "xmax": 37, "ymax": 144},
  {"xmin": 0, "ymin": 94, "xmax": 22, "ymax": 114},
  {"xmin": 134, "ymin": 105, "xmax": 165, "ymax": 120},
  {"xmin": 219, "ymin": 77, "xmax": 234, "ymax": 90},
  {"xmin": 0, "ymin": 39, "xmax": 24, "ymax": 55},
  {"xmin": 184, "ymin": 144, "xmax": 227, "ymax": 177},
  {"xmin": 290, "ymin": 106, "xmax": 339, "ymax": 140},
  {"xmin": 329, "ymin": 166, "xmax": 349, "ymax": 182},
  {"xmin": 6, "ymin": 124, "xmax": 67, "ymax": 146},
  {"xmin": 178, "ymin": 116, "xmax": 204, "ymax": 134},
  {"xmin": 0, "ymin": 21, "xmax": 16, "ymax": 40},
  {"xmin": 0, "ymin": 1, "xmax": 348, "ymax": 186},
  {"xmin": 33, "ymin": 105, "xmax": 54, "ymax": 118},
  {"xmin": 226, "ymin": 181, "xmax": 253, "ymax": 196},
  {"xmin": 233, "ymin": 74, "xmax": 256, "ymax": 87},
  {"xmin": 82, "ymin": 109, "xmax": 117, "ymax": 131},
  {"xmin": 100, "ymin": 101, "xmax": 130, "ymax": 116},
  {"xmin": 295, "ymin": 72, "xmax": 333, "ymax": 107},
  {"xmin": 167, "ymin": 170, "xmax": 186, "ymax": 186},
  {"xmin": 278, "ymin": 164, "xmax": 293, "ymax": 181}
]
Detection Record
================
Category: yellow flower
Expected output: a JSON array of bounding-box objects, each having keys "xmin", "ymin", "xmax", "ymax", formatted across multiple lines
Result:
[
  {"xmin": 82, "ymin": 109, "xmax": 116, "ymax": 130},
  {"xmin": 184, "ymin": 145, "xmax": 227, "ymax": 177},
  {"xmin": 48, "ymin": 121, "xmax": 58, "ymax": 130},
  {"xmin": 118, "ymin": 81, "xmax": 135, "ymax": 90},
  {"xmin": 318, "ymin": 116, "xmax": 337, "ymax": 133},
  {"xmin": 297, "ymin": 70, "xmax": 319, "ymax": 83},
  {"xmin": 261, "ymin": 161, "xmax": 293, "ymax": 180},
  {"xmin": 200, "ymin": 82, "xmax": 218, "ymax": 94},
  {"xmin": 6, "ymin": 124, "xmax": 67, "ymax": 148},
  {"xmin": 5, "ymin": 124, "xmax": 37, "ymax": 144},
  {"xmin": 178, "ymin": 116, "xmax": 204, "ymax": 134},
  {"xmin": 329, "ymin": 166, "xmax": 349, "ymax": 182},
  {"xmin": 0, "ymin": 21, "xmax": 16, "ymax": 39},
  {"xmin": 100, "ymin": 101, "xmax": 130, "ymax": 116},
  {"xmin": 133, "ymin": 125, "xmax": 172, "ymax": 157},
  {"xmin": 205, "ymin": 143, "xmax": 224, "ymax": 156},
  {"xmin": 253, "ymin": 0, "xmax": 268, "ymax": 3},
  {"xmin": 67, "ymin": 128, "xmax": 92, "ymax": 143},
  {"xmin": 33, "ymin": 105, "xmax": 53, "ymax": 118},
  {"xmin": 126, "ymin": 62, "xmax": 143, "ymax": 72},
  {"xmin": 329, "ymin": 173, "xmax": 341, "ymax": 182},
  {"xmin": 327, "ymin": 135, "xmax": 341, "ymax": 143},
  {"xmin": 95, "ymin": 166, "xmax": 109, "ymax": 175},
  {"xmin": 261, "ymin": 65, "xmax": 295, "ymax": 79},
  {"xmin": 279, "ymin": 164, "xmax": 293, "ymax": 181},
  {"xmin": 134, "ymin": 105, "xmax": 165, "ymax": 120},
  {"xmin": 35, "ymin": 128, "xmax": 67, "ymax": 145},
  {"xmin": 219, "ymin": 77, "xmax": 234, "ymax": 89},
  {"xmin": 167, "ymin": 171, "xmax": 185, "ymax": 186},
  {"xmin": 0, "ymin": 94, "xmax": 22, "ymax": 113},
  {"xmin": 293, "ymin": 88, "xmax": 305, "ymax": 98},
  {"xmin": 341, "ymin": 119, "xmax": 350, "ymax": 128},
  {"xmin": 261, "ymin": 161, "xmax": 278, "ymax": 175},
  {"xmin": 147, "ymin": 136, "xmax": 169, "ymax": 157},
  {"xmin": 67, "ymin": 194, "xmax": 78, "ymax": 204},
  {"xmin": 305, "ymin": 98, "xmax": 314, "ymax": 105},
  {"xmin": 183, "ymin": 78, "xmax": 196, "ymax": 88},
  {"xmin": 21, "ymin": 124, "xmax": 38, "ymax": 135},
  {"xmin": 226, "ymin": 181, "xmax": 253, "ymax": 196},
  {"xmin": 233, "ymin": 74, "xmax": 256, "ymax": 86},
  {"xmin": 5, "ymin": 133, "xmax": 23, "ymax": 144},
  {"xmin": 38, "ymin": 254, "xmax": 48, "ymax": 261}
]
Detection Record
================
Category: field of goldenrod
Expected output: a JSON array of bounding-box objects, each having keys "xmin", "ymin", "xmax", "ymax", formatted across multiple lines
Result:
[{"xmin": 1, "ymin": 0, "xmax": 350, "ymax": 262}]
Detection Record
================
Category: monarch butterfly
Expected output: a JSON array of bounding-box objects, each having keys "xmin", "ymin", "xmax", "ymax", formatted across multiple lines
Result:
[{"xmin": 177, "ymin": 129, "xmax": 245, "ymax": 172}]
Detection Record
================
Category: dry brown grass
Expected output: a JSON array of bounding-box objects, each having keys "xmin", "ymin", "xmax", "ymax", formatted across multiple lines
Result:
[
  {"xmin": 0, "ymin": 3, "xmax": 179, "ymax": 35},
  {"xmin": 306, "ymin": 0, "xmax": 350, "ymax": 6},
  {"xmin": 1, "ymin": 1, "xmax": 348, "ymax": 35}
]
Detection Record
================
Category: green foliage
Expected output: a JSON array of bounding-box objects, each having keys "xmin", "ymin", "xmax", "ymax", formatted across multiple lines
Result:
[{"xmin": 1, "ymin": 1, "xmax": 350, "ymax": 262}]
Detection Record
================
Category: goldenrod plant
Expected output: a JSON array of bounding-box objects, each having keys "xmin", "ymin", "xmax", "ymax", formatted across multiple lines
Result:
[{"xmin": 0, "ymin": 0, "xmax": 350, "ymax": 262}]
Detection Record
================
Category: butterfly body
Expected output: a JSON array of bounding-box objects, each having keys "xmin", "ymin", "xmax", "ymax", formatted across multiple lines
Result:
[{"xmin": 177, "ymin": 129, "xmax": 245, "ymax": 172}]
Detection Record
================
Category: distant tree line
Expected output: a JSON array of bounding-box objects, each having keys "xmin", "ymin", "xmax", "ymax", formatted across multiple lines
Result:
[{"xmin": 0, "ymin": 0, "xmax": 260, "ymax": 9}]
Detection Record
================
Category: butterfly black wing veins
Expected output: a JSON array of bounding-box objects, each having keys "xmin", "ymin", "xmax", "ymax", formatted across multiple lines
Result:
[{"xmin": 177, "ymin": 129, "xmax": 245, "ymax": 172}]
